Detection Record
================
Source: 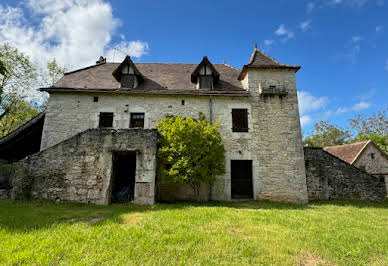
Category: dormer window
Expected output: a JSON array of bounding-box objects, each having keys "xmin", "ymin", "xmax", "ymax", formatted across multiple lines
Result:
[
  {"xmin": 121, "ymin": 65, "xmax": 135, "ymax": 88},
  {"xmin": 112, "ymin": 56, "xmax": 143, "ymax": 89},
  {"xmin": 191, "ymin": 56, "xmax": 220, "ymax": 90}
]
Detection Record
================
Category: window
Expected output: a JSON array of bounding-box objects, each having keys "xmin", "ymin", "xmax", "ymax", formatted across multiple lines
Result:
[
  {"xmin": 232, "ymin": 109, "xmax": 248, "ymax": 132},
  {"xmin": 199, "ymin": 75, "xmax": 213, "ymax": 89},
  {"xmin": 99, "ymin": 112, "xmax": 113, "ymax": 128},
  {"xmin": 130, "ymin": 113, "xmax": 145, "ymax": 128},
  {"xmin": 370, "ymin": 153, "xmax": 375, "ymax": 159},
  {"xmin": 121, "ymin": 74, "xmax": 135, "ymax": 88},
  {"xmin": 93, "ymin": 96, "xmax": 99, "ymax": 102}
]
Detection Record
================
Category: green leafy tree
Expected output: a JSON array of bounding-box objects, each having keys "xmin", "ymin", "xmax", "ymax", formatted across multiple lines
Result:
[
  {"xmin": 304, "ymin": 121, "xmax": 351, "ymax": 147},
  {"xmin": 43, "ymin": 59, "xmax": 66, "ymax": 87},
  {"xmin": 0, "ymin": 96, "xmax": 39, "ymax": 138},
  {"xmin": 349, "ymin": 108, "xmax": 388, "ymax": 152},
  {"xmin": 157, "ymin": 114, "xmax": 225, "ymax": 201},
  {"xmin": 0, "ymin": 44, "xmax": 39, "ymax": 136}
]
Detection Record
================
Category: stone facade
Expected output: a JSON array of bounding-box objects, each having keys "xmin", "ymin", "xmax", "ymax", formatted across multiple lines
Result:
[
  {"xmin": 11, "ymin": 129, "xmax": 158, "ymax": 205},
  {"xmin": 39, "ymin": 68, "xmax": 307, "ymax": 203},
  {"xmin": 352, "ymin": 143, "xmax": 388, "ymax": 193},
  {"xmin": 304, "ymin": 147, "xmax": 386, "ymax": 201}
]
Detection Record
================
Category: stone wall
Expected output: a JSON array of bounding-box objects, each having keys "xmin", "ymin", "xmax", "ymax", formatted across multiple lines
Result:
[
  {"xmin": 40, "ymin": 67, "xmax": 308, "ymax": 203},
  {"xmin": 0, "ymin": 189, "xmax": 10, "ymax": 199},
  {"xmin": 353, "ymin": 143, "xmax": 388, "ymax": 193},
  {"xmin": 304, "ymin": 147, "xmax": 386, "ymax": 201},
  {"xmin": 11, "ymin": 128, "xmax": 158, "ymax": 205}
]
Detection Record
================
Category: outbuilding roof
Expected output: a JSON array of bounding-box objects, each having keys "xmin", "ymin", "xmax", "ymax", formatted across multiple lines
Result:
[{"xmin": 323, "ymin": 141, "xmax": 370, "ymax": 164}]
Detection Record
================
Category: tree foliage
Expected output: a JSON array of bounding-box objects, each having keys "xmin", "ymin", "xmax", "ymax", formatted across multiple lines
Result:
[
  {"xmin": 44, "ymin": 59, "xmax": 67, "ymax": 87},
  {"xmin": 349, "ymin": 108, "xmax": 388, "ymax": 152},
  {"xmin": 304, "ymin": 121, "xmax": 351, "ymax": 147},
  {"xmin": 0, "ymin": 44, "xmax": 65, "ymax": 138},
  {"xmin": 157, "ymin": 114, "xmax": 225, "ymax": 201},
  {"xmin": 304, "ymin": 108, "xmax": 388, "ymax": 153}
]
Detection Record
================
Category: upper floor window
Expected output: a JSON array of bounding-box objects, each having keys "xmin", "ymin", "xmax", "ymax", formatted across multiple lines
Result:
[
  {"xmin": 232, "ymin": 109, "xmax": 248, "ymax": 132},
  {"xmin": 121, "ymin": 65, "xmax": 135, "ymax": 88},
  {"xmin": 99, "ymin": 112, "xmax": 113, "ymax": 128},
  {"xmin": 370, "ymin": 153, "xmax": 375, "ymax": 159},
  {"xmin": 130, "ymin": 113, "xmax": 145, "ymax": 128},
  {"xmin": 199, "ymin": 75, "xmax": 213, "ymax": 89}
]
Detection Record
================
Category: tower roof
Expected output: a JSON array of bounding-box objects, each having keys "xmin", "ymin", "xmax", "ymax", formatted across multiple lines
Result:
[{"xmin": 238, "ymin": 46, "xmax": 301, "ymax": 80}]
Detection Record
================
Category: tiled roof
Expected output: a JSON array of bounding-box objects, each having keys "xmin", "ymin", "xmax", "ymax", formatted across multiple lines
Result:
[
  {"xmin": 43, "ymin": 62, "xmax": 248, "ymax": 96},
  {"xmin": 238, "ymin": 47, "xmax": 300, "ymax": 80},
  {"xmin": 323, "ymin": 141, "xmax": 370, "ymax": 164}
]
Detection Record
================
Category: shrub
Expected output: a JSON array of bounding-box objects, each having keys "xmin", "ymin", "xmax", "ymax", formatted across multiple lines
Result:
[{"xmin": 157, "ymin": 114, "xmax": 225, "ymax": 201}]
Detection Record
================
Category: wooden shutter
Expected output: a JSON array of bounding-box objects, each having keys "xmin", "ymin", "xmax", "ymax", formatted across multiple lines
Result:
[
  {"xmin": 232, "ymin": 109, "xmax": 248, "ymax": 132},
  {"xmin": 99, "ymin": 112, "xmax": 113, "ymax": 128}
]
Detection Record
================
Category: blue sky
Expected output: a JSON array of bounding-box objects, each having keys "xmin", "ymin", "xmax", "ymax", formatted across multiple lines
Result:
[{"xmin": 0, "ymin": 0, "xmax": 387, "ymax": 134}]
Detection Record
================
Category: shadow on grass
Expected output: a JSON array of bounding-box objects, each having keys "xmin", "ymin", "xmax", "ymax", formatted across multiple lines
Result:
[{"xmin": 0, "ymin": 198, "xmax": 386, "ymax": 233}]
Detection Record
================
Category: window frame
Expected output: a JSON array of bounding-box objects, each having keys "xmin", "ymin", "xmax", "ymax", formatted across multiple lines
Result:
[
  {"xmin": 98, "ymin": 112, "xmax": 114, "ymax": 128},
  {"xmin": 232, "ymin": 109, "xmax": 249, "ymax": 132},
  {"xmin": 130, "ymin": 112, "xmax": 145, "ymax": 128}
]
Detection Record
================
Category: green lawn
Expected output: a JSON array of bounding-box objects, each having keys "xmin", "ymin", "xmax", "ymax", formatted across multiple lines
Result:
[{"xmin": 0, "ymin": 199, "xmax": 387, "ymax": 265}]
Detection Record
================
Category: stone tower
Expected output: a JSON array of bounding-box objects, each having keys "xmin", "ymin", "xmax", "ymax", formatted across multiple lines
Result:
[{"xmin": 239, "ymin": 46, "xmax": 308, "ymax": 203}]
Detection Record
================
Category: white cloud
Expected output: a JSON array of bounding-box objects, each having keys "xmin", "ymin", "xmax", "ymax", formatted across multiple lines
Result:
[
  {"xmin": 275, "ymin": 24, "xmax": 294, "ymax": 42},
  {"xmin": 298, "ymin": 91, "xmax": 329, "ymax": 115},
  {"xmin": 105, "ymin": 41, "xmax": 149, "ymax": 62},
  {"xmin": 351, "ymin": 36, "xmax": 362, "ymax": 42},
  {"xmin": 300, "ymin": 115, "xmax": 312, "ymax": 127},
  {"xmin": 300, "ymin": 20, "xmax": 312, "ymax": 32},
  {"xmin": 352, "ymin": 101, "xmax": 371, "ymax": 110},
  {"xmin": 306, "ymin": 2, "xmax": 315, "ymax": 13},
  {"xmin": 336, "ymin": 101, "xmax": 371, "ymax": 113},
  {"xmin": 263, "ymin": 39, "xmax": 274, "ymax": 46},
  {"xmin": 328, "ymin": 0, "xmax": 368, "ymax": 7},
  {"xmin": 376, "ymin": 25, "xmax": 384, "ymax": 32},
  {"xmin": 0, "ymin": 0, "xmax": 149, "ymax": 71}
]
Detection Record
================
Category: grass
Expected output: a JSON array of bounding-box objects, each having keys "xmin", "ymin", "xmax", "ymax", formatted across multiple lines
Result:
[{"xmin": 0, "ymin": 199, "xmax": 387, "ymax": 265}]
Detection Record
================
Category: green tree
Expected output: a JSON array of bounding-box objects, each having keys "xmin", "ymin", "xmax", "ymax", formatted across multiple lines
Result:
[
  {"xmin": 304, "ymin": 121, "xmax": 351, "ymax": 147},
  {"xmin": 0, "ymin": 96, "xmax": 39, "ymax": 137},
  {"xmin": 157, "ymin": 114, "xmax": 225, "ymax": 201},
  {"xmin": 43, "ymin": 59, "xmax": 66, "ymax": 87},
  {"xmin": 349, "ymin": 108, "xmax": 388, "ymax": 152}
]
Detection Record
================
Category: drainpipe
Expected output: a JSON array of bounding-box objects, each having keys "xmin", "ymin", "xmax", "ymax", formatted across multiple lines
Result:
[
  {"xmin": 209, "ymin": 95, "xmax": 213, "ymax": 125},
  {"xmin": 208, "ymin": 91, "xmax": 214, "ymax": 201}
]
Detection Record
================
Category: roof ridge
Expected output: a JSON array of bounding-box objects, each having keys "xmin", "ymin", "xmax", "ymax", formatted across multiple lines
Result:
[
  {"xmin": 324, "ymin": 141, "xmax": 369, "ymax": 149},
  {"xmin": 223, "ymin": 63, "xmax": 240, "ymax": 71}
]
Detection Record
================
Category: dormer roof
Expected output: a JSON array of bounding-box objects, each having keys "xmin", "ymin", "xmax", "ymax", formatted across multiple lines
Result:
[
  {"xmin": 112, "ymin": 56, "xmax": 143, "ymax": 83},
  {"xmin": 191, "ymin": 56, "xmax": 220, "ymax": 83},
  {"xmin": 238, "ymin": 45, "xmax": 301, "ymax": 80}
]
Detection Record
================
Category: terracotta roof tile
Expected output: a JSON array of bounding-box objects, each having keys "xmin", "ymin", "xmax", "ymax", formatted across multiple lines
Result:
[{"xmin": 323, "ymin": 141, "xmax": 369, "ymax": 164}]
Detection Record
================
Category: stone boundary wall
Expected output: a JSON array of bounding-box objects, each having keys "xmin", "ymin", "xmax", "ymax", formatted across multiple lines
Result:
[
  {"xmin": 10, "ymin": 128, "xmax": 158, "ymax": 205},
  {"xmin": 304, "ymin": 147, "xmax": 386, "ymax": 201}
]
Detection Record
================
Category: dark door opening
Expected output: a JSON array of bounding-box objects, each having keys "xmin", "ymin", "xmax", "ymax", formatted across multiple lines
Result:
[
  {"xmin": 111, "ymin": 152, "xmax": 136, "ymax": 203},
  {"xmin": 231, "ymin": 160, "xmax": 253, "ymax": 199}
]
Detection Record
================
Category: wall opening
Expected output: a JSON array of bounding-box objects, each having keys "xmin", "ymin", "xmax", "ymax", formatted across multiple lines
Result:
[
  {"xmin": 111, "ymin": 151, "xmax": 136, "ymax": 203},
  {"xmin": 231, "ymin": 160, "xmax": 253, "ymax": 199}
]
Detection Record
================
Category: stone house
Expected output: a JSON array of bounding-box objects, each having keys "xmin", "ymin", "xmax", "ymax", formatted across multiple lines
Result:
[
  {"xmin": 1, "ymin": 46, "xmax": 385, "ymax": 204},
  {"xmin": 3, "ymin": 46, "xmax": 308, "ymax": 204},
  {"xmin": 324, "ymin": 141, "xmax": 388, "ymax": 193}
]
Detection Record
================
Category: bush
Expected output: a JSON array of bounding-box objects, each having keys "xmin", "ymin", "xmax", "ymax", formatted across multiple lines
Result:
[{"xmin": 157, "ymin": 114, "xmax": 225, "ymax": 201}]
